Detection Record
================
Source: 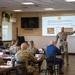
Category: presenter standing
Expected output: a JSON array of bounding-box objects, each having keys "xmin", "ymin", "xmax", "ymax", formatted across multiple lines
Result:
[{"xmin": 55, "ymin": 27, "xmax": 75, "ymax": 65}]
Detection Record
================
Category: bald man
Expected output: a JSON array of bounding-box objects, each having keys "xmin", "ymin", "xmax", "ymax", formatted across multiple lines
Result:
[
  {"xmin": 55, "ymin": 27, "xmax": 75, "ymax": 65},
  {"xmin": 46, "ymin": 40, "xmax": 64, "ymax": 74},
  {"xmin": 15, "ymin": 42, "xmax": 37, "ymax": 74}
]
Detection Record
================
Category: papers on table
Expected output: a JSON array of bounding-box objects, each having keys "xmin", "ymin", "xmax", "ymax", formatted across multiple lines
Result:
[
  {"xmin": 38, "ymin": 48, "xmax": 44, "ymax": 53},
  {"xmin": 35, "ymin": 54, "xmax": 43, "ymax": 60},
  {"xmin": 0, "ymin": 65, "xmax": 12, "ymax": 68},
  {"xmin": 2, "ymin": 56, "xmax": 11, "ymax": 59},
  {"xmin": 0, "ymin": 52, "xmax": 3, "ymax": 57},
  {"xmin": 0, "ymin": 52, "xmax": 3, "ymax": 55}
]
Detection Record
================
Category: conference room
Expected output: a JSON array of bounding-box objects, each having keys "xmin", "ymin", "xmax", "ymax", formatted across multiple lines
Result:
[{"xmin": 0, "ymin": 0, "xmax": 75, "ymax": 75}]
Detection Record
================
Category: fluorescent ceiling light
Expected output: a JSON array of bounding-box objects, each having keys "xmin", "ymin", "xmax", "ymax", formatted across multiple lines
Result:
[
  {"xmin": 22, "ymin": 2, "xmax": 34, "ymax": 5},
  {"xmin": 65, "ymin": 0, "xmax": 75, "ymax": 2},
  {"xmin": 13, "ymin": 10, "xmax": 22, "ymax": 12},
  {"xmin": 45, "ymin": 8, "xmax": 54, "ymax": 10}
]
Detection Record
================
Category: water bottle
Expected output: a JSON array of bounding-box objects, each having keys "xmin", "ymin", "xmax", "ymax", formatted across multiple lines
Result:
[{"xmin": 11, "ymin": 55, "xmax": 15, "ymax": 67}]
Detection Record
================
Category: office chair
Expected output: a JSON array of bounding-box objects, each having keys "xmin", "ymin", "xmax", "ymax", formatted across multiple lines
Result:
[
  {"xmin": 16, "ymin": 61, "xmax": 34, "ymax": 75},
  {"xmin": 45, "ymin": 56, "xmax": 61, "ymax": 75},
  {"xmin": 16, "ymin": 61, "xmax": 27, "ymax": 75}
]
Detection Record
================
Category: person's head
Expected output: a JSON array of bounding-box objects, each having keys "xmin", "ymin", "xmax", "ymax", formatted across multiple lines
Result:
[
  {"xmin": 61, "ymin": 27, "xmax": 64, "ymax": 32},
  {"xmin": 12, "ymin": 40, "xmax": 18, "ymax": 46},
  {"xmin": 25, "ymin": 41, "xmax": 29, "ymax": 46},
  {"xmin": 14, "ymin": 41, "xmax": 18, "ymax": 46},
  {"xmin": 21, "ymin": 42, "xmax": 28, "ymax": 50},
  {"xmin": 30, "ymin": 40, "xmax": 34, "ymax": 47},
  {"xmin": 50, "ymin": 40, "xmax": 55, "ymax": 45},
  {"xmin": 11, "ymin": 40, "xmax": 16, "ymax": 45}
]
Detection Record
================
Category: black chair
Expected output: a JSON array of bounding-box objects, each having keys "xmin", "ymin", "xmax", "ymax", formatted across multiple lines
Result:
[
  {"xmin": 16, "ymin": 61, "xmax": 27, "ymax": 75},
  {"xmin": 45, "ymin": 56, "xmax": 61, "ymax": 75},
  {"xmin": 28, "ymin": 59, "xmax": 43, "ymax": 73},
  {"xmin": 16, "ymin": 61, "xmax": 34, "ymax": 75}
]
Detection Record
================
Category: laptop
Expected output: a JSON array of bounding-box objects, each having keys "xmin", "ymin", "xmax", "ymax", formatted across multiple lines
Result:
[{"xmin": 35, "ymin": 54, "xmax": 43, "ymax": 60}]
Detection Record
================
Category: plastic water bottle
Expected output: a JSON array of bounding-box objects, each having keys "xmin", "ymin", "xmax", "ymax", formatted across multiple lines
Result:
[{"xmin": 11, "ymin": 55, "xmax": 15, "ymax": 67}]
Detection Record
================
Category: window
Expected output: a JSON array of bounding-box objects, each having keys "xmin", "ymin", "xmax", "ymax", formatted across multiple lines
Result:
[{"xmin": 2, "ymin": 22, "xmax": 12, "ymax": 41}]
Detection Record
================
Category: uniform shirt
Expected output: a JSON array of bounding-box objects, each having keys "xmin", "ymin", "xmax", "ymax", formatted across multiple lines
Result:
[
  {"xmin": 27, "ymin": 46, "xmax": 38, "ymax": 55},
  {"xmin": 55, "ymin": 31, "xmax": 75, "ymax": 43},
  {"xmin": 0, "ymin": 58, "xmax": 5, "ymax": 65},
  {"xmin": 15, "ymin": 50, "xmax": 35, "ymax": 66},
  {"xmin": 46, "ymin": 45, "xmax": 61, "ymax": 57},
  {"xmin": 9, "ymin": 45, "xmax": 20, "ymax": 54},
  {"xmin": 0, "ymin": 41, "xmax": 5, "ymax": 49},
  {"xmin": 0, "ymin": 41, "xmax": 4, "ymax": 46}
]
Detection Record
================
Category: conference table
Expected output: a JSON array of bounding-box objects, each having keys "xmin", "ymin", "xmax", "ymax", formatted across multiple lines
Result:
[
  {"xmin": 0, "ymin": 53, "xmax": 18, "ymax": 75},
  {"xmin": 0, "ymin": 63, "xmax": 21, "ymax": 75}
]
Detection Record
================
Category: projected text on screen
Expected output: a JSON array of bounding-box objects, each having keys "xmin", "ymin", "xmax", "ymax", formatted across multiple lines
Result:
[{"xmin": 42, "ymin": 16, "xmax": 75, "ymax": 36}]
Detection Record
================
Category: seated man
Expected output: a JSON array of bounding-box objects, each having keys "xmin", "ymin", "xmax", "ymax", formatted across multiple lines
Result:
[
  {"xmin": 28, "ymin": 41, "xmax": 43, "ymax": 72},
  {"xmin": 9, "ymin": 40, "xmax": 20, "ymax": 55},
  {"xmin": 0, "ymin": 37, "xmax": 5, "ymax": 49},
  {"xmin": 15, "ymin": 42, "xmax": 38, "ymax": 75},
  {"xmin": 46, "ymin": 40, "xmax": 64, "ymax": 74},
  {"xmin": 28, "ymin": 40, "xmax": 39, "ymax": 55}
]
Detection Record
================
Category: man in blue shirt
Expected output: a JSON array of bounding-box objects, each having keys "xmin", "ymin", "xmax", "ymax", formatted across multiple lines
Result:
[{"xmin": 46, "ymin": 40, "xmax": 64, "ymax": 74}]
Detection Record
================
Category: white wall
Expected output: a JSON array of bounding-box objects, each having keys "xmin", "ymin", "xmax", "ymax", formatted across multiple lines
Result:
[{"xmin": 25, "ymin": 36, "xmax": 75, "ymax": 53}]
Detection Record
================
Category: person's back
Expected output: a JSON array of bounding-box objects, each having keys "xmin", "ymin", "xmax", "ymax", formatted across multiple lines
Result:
[
  {"xmin": 15, "ymin": 42, "xmax": 36, "ymax": 74},
  {"xmin": 15, "ymin": 50, "xmax": 35, "ymax": 66},
  {"xmin": 46, "ymin": 45, "xmax": 60, "ymax": 56},
  {"xmin": 46, "ymin": 40, "xmax": 64, "ymax": 74},
  {"xmin": 0, "ymin": 37, "xmax": 4, "ymax": 46},
  {"xmin": 0, "ymin": 37, "xmax": 5, "ymax": 49},
  {"xmin": 10, "ymin": 40, "xmax": 20, "ymax": 55},
  {"xmin": 10, "ymin": 45, "xmax": 20, "ymax": 54},
  {"xmin": 46, "ymin": 41, "xmax": 61, "ymax": 57}
]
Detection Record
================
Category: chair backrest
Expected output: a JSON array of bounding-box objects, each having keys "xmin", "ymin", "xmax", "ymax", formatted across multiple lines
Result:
[
  {"xmin": 46, "ymin": 55, "xmax": 56, "ymax": 67},
  {"xmin": 16, "ymin": 61, "xmax": 27, "ymax": 75}
]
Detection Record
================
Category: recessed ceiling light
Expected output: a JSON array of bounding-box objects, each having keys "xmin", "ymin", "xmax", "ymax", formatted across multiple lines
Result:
[
  {"xmin": 13, "ymin": 10, "xmax": 22, "ymax": 12},
  {"xmin": 65, "ymin": 0, "xmax": 75, "ymax": 2},
  {"xmin": 45, "ymin": 8, "xmax": 54, "ymax": 10},
  {"xmin": 22, "ymin": 2, "xmax": 34, "ymax": 5}
]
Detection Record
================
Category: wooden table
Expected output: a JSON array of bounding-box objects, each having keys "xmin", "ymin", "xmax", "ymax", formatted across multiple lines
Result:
[{"xmin": 0, "ymin": 64, "xmax": 21, "ymax": 75}]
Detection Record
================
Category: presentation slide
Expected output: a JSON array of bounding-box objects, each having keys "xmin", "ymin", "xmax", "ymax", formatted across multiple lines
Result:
[{"xmin": 42, "ymin": 16, "xmax": 75, "ymax": 36}]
